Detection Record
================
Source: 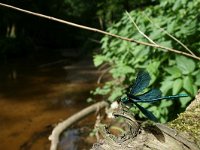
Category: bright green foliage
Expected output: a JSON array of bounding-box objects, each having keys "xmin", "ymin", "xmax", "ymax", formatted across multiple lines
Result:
[{"xmin": 93, "ymin": 0, "xmax": 200, "ymax": 122}]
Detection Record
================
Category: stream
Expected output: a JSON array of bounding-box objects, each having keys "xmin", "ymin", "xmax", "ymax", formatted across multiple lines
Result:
[{"xmin": 0, "ymin": 55, "xmax": 101, "ymax": 150}]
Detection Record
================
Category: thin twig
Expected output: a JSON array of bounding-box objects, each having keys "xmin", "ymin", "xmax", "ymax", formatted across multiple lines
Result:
[
  {"xmin": 97, "ymin": 67, "xmax": 111, "ymax": 84},
  {"xmin": 49, "ymin": 101, "xmax": 108, "ymax": 150},
  {"xmin": 143, "ymin": 13, "xmax": 196, "ymax": 56},
  {"xmin": 126, "ymin": 11, "xmax": 158, "ymax": 46},
  {"xmin": 0, "ymin": 3, "xmax": 199, "ymax": 61}
]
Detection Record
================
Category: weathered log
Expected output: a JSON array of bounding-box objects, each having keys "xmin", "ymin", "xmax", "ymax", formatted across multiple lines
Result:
[{"xmin": 91, "ymin": 91, "xmax": 200, "ymax": 150}]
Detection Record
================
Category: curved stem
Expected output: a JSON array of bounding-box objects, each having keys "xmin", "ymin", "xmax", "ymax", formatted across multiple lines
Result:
[{"xmin": 49, "ymin": 101, "xmax": 108, "ymax": 150}]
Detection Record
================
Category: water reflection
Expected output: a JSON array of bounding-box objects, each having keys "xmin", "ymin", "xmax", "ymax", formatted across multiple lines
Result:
[
  {"xmin": 0, "ymin": 57, "xmax": 99, "ymax": 150},
  {"xmin": 59, "ymin": 129, "xmax": 79, "ymax": 150}
]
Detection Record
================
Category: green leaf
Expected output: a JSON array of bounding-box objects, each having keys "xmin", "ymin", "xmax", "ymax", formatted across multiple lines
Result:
[
  {"xmin": 159, "ymin": 41, "xmax": 172, "ymax": 48},
  {"xmin": 180, "ymin": 97, "xmax": 191, "ymax": 108},
  {"xmin": 160, "ymin": 100, "xmax": 173, "ymax": 108},
  {"xmin": 110, "ymin": 64, "xmax": 134, "ymax": 78},
  {"xmin": 193, "ymin": 85, "xmax": 198, "ymax": 96},
  {"xmin": 149, "ymin": 29, "xmax": 162, "ymax": 40},
  {"xmin": 183, "ymin": 76, "xmax": 194, "ymax": 95},
  {"xmin": 172, "ymin": 0, "xmax": 182, "ymax": 11},
  {"xmin": 160, "ymin": 80, "xmax": 174, "ymax": 95},
  {"xmin": 195, "ymin": 71, "xmax": 200, "ymax": 86},
  {"xmin": 147, "ymin": 61, "xmax": 160, "ymax": 74},
  {"xmin": 108, "ymin": 87, "xmax": 123, "ymax": 101},
  {"xmin": 165, "ymin": 66, "xmax": 182, "ymax": 78},
  {"xmin": 167, "ymin": 21, "xmax": 176, "ymax": 33},
  {"xmin": 160, "ymin": 117, "xmax": 167, "ymax": 123},
  {"xmin": 173, "ymin": 78, "xmax": 183, "ymax": 95},
  {"xmin": 93, "ymin": 55, "xmax": 105, "ymax": 67},
  {"xmin": 192, "ymin": 70, "xmax": 200, "ymax": 76},
  {"xmin": 176, "ymin": 56, "xmax": 196, "ymax": 74}
]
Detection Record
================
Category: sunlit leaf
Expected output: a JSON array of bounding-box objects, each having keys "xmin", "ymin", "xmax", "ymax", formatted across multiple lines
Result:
[
  {"xmin": 180, "ymin": 96, "xmax": 191, "ymax": 108},
  {"xmin": 93, "ymin": 55, "xmax": 105, "ymax": 66},
  {"xmin": 176, "ymin": 56, "xmax": 196, "ymax": 74},
  {"xmin": 165, "ymin": 66, "xmax": 181, "ymax": 78},
  {"xmin": 167, "ymin": 21, "xmax": 176, "ymax": 33},
  {"xmin": 172, "ymin": 0, "xmax": 182, "ymax": 11},
  {"xmin": 149, "ymin": 29, "xmax": 162, "ymax": 40},
  {"xmin": 183, "ymin": 76, "xmax": 194, "ymax": 95},
  {"xmin": 195, "ymin": 71, "xmax": 200, "ymax": 86},
  {"xmin": 160, "ymin": 100, "xmax": 173, "ymax": 108},
  {"xmin": 193, "ymin": 85, "xmax": 198, "ymax": 96},
  {"xmin": 108, "ymin": 87, "xmax": 123, "ymax": 101},
  {"xmin": 173, "ymin": 78, "xmax": 183, "ymax": 95},
  {"xmin": 159, "ymin": 41, "xmax": 172, "ymax": 48},
  {"xmin": 110, "ymin": 64, "xmax": 134, "ymax": 78},
  {"xmin": 147, "ymin": 61, "xmax": 160, "ymax": 74}
]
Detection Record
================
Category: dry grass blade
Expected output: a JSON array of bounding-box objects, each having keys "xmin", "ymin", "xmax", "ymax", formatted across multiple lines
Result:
[
  {"xmin": 143, "ymin": 13, "xmax": 196, "ymax": 56},
  {"xmin": 0, "ymin": 3, "xmax": 199, "ymax": 61},
  {"xmin": 126, "ymin": 11, "xmax": 158, "ymax": 46}
]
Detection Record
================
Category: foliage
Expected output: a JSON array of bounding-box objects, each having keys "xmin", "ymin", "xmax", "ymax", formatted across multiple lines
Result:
[
  {"xmin": 0, "ymin": 0, "xmax": 157, "ymax": 57},
  {"xmin": 96, "ymin": 0, "xmax": 157, "ymax": 29},
  {"xmin": 93, "ymin": 0, "xmax": 200, "ymax": 122}
]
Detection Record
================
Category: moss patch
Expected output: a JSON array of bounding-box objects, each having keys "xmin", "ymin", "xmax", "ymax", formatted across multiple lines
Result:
[{"xmin": 169, "ymin": 106, "xmax": 200, "ymax": 145}]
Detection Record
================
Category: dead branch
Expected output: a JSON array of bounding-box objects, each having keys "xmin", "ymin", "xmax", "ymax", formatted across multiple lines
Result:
[
  {"xmin": 126, "ymin": 11, "xmax": 158, "ymax": 46},
  {"xmin": 0, "ymin": 3, "xmax": 199, "ymax": 61},
  {"xmin": 48, "ymin": 101, "xmax": 108, "ymax": 150},
  {"xmin": 143, "ymin": 13, "xmax": 196, "ymax": 56},
  {"xmin": 91, "ymin": 92, "xmax": 200, "ymax": 150}
]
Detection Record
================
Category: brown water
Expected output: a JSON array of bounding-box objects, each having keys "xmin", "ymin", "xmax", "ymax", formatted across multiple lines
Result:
[{"xmin": 0, "ymin": 57, "xmax": 100, "ymax": 150}]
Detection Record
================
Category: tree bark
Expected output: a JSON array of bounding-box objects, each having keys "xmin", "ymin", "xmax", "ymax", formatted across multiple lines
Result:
[{"xmin": 91, "ymin": 91, "xmax": 200, "ymax": 150}]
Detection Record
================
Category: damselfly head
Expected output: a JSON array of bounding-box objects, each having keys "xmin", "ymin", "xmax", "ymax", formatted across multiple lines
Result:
[{"xmin": 121, "ymin": 97, "xmax": 129, "ymax": 103}]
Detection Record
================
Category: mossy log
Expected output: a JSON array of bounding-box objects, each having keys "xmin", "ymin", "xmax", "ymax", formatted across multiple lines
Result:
[{"xmin": 91, "ymin": 91, "xmax": 200, "ymax": 150}]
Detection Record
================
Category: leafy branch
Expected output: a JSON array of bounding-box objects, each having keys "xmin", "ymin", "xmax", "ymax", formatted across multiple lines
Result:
[
  {"xmin": 92, "ymin": 0, "xmax": 200, "ymax": 122},
  {"xmin": 0, "ymin": 2, "xmax": 199, "ymax": 61},
  {"xmin": 142, "ymin": 12, "xmax": 196, "ymax": 56}
]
